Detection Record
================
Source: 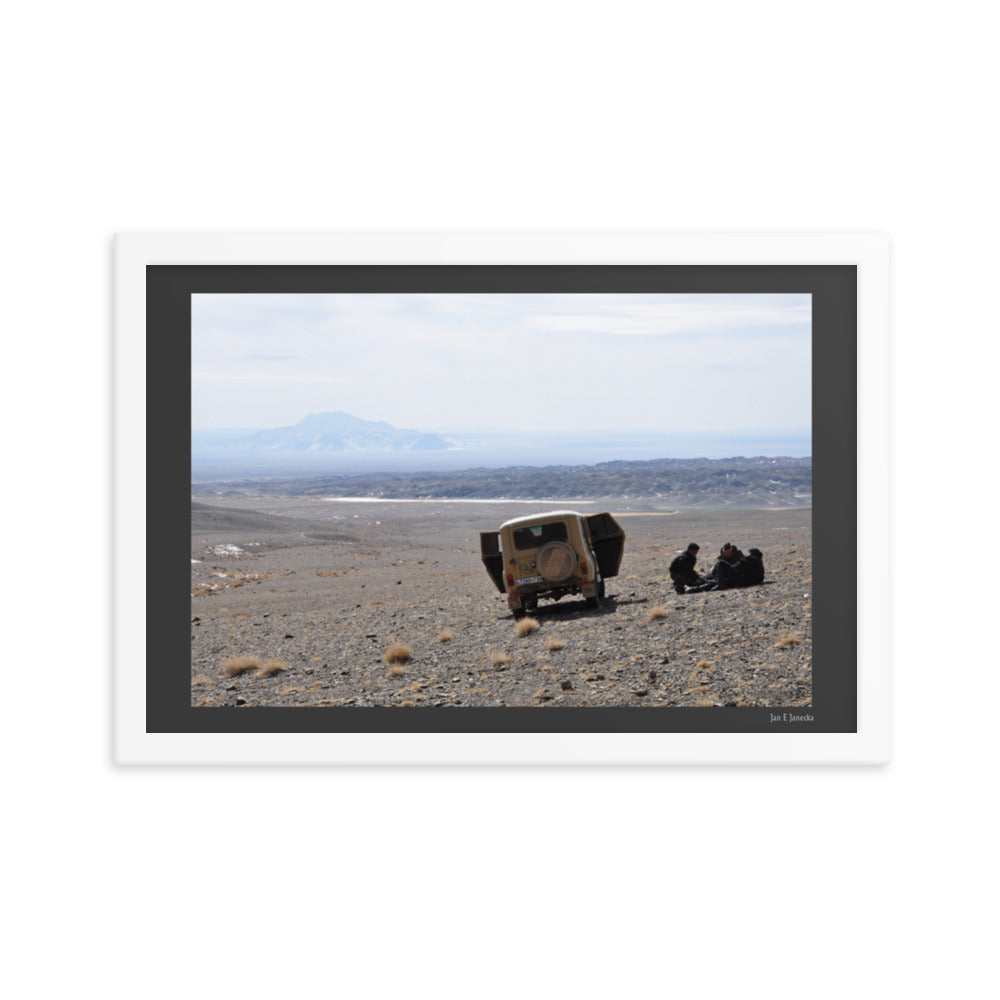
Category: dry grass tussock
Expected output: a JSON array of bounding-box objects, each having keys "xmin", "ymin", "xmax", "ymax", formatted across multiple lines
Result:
[
  {"xmin": 388, "ymin": 664, "xmax": 407, "ymax": 677},
  {"xmin": 260, "ymin": 659, "xmax": 288, "ymax": 676},
  {"xmin": 515, "ymin": 617, "xmax": 540, "ymax": 636},
  {"xmin": 437, "ymin": 628, "xmax": 454, "ymax": 643},
  {"xmin": 778, "ymin": 634, "xmax": 803, "ymax": 647},
  {"xmin": 544, "ymin": 638, "xmax": 564, "ymax": 652},
  {"xmin": 223, "ymin": 655, "xmax": 262, "ymax": 677},
  {"xmin": 384, "ymin": 643, "xmax": 413, "ymax": 665},
  {"xmin": 647, "ymin": 606, "xmax": 668, "ymax": 621},
  {"xmin": 490, "ymin": 651, "xmax": 512, "ymax": 667}
]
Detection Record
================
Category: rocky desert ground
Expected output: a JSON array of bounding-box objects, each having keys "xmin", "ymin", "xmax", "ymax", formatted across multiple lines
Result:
[{"xmin": 190, "ymin": 497, "xmax": 812, "ymax": 710}]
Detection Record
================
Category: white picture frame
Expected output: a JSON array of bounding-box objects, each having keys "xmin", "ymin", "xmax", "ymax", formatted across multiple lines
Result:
[{"xmin": 115, "ymin": 231, "xmax": 889, "ymax": 765}]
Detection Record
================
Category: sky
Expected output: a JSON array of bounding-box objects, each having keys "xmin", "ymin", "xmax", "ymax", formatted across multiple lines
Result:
[{"xmin": 192, "ymin": 293, "xmax": 811, "ymax": 440}]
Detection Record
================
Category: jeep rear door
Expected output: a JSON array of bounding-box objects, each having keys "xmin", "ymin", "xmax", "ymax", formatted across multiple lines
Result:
[
  {"xmin": 585, "ymin": 513, "xmax": 625, "ymax": 579},
  {"xmin": 479, "ymin": 531, "xmax": 506, "ymax": 593}
]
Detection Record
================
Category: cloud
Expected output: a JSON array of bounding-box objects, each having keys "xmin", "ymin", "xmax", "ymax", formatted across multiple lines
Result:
[
  {"xmin": 192, "ymin": 291, "xmax": 810, "ymax": 434},
  {"xmin": 522, "ymin": 295, "xmax": 810, "ymax": 337}
]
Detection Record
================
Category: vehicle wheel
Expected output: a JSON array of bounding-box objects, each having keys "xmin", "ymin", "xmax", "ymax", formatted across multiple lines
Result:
[
  {"xmin": 586, "ymin": 586, "xmax": 602, "ymax": 609},
  {"xmin": 525, "ymin": 597, "xmax": 539, "ymax": 613},
  {"xmin": 537, "ymin": 541, "xmax": 576, "ymax": 582},
  {"xmin": 597, "ymin": 579, "xmax": 606, "ymax": 600}
]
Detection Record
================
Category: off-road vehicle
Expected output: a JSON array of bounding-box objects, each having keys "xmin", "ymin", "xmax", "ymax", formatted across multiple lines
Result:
[{"xmin": 480, "ymin": 510, "xmax": 625, "ymax": 617}]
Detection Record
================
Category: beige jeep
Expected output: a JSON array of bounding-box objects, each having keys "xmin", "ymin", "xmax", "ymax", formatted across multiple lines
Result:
[{"xmin": 480, "ymin": 510, "xmax": 625, "ymax": 617}]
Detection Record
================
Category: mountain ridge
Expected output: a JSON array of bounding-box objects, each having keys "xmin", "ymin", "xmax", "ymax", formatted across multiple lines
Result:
[
  {"xmin": 191, "ymin": 455, "xmax": 812, "ymax": 508},
  {"xmin": 194, "ymin": 411, "xmax": 453, "ymax": 454}
]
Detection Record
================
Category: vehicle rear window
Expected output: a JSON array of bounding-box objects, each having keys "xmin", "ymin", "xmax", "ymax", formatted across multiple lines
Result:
[{"xmin": 512, "ymin": 522, "xmax": 568, "ymax": 550}]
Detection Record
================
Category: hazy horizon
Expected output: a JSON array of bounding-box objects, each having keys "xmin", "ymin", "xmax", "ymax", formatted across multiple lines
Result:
[{"xmin": 192, "ymin": 418, "xmax": 810, "ymax": 482}]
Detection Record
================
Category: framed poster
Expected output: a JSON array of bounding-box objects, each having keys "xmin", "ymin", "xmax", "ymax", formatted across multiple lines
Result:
[{"xmin": 115, "ymin": 232, "xmax": 889, "ymax": 764}]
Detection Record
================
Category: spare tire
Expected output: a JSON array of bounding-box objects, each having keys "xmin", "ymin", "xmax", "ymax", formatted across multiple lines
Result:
[{"xmin": 537, "ymin": 541, "xmax": 576, "ymax": 582}]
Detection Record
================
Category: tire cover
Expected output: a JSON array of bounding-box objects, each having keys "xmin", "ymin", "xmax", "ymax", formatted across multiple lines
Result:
[{"xmin": 537, "ymin": 541, "xmax": 576, "ymax": 582}]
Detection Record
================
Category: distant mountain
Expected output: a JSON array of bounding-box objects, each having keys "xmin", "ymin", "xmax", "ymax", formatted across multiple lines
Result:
[{"xmin": 193, "ymin": 411, "xmax": 453, "ymax": 454}]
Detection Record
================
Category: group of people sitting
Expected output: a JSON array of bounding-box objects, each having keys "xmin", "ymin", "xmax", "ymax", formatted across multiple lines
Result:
[{"xmin": 669, "ymin": 541, "xmax": 765, "ymax": 594}]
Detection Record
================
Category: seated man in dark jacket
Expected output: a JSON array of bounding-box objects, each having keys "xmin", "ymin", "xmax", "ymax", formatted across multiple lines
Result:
[
  {"xmin": 737, "ymin": 548, "xmax": 765, "ymax": 586},
  {"xmin": 708, "ymin": 542, "xmax": 745, "ymax": 588},
  {"xmin": 719, "ymin": 542, "xmax": 745, "ymax": 564},
  {"xmin": 669, "ymin": 543, "xmax": 702, "ymax": 594}
]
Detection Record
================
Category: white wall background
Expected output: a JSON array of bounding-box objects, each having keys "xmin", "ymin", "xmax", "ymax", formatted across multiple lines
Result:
[{"xmin": 5, "ymin": 2, "xmax": 994, "ymax": 997}]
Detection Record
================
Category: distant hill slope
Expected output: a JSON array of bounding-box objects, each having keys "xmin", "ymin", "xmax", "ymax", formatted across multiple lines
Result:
[
  {"xmin": 193, "ymin": 411, "xmax": 452, "ymax": 454},
  {"xmin": 191, "ymin": 456, "xmax": 812, "ymax": 508}
]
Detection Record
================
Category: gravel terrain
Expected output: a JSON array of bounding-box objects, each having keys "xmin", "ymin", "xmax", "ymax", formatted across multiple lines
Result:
[{"xmin": 190, "ymin": 498, "xmax": 812, "ymax": 709}]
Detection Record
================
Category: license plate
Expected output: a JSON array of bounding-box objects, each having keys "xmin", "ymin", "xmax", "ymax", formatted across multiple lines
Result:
[{"xmin": 516, "ymin": 576, "xmax": 542, "ymax": 586}]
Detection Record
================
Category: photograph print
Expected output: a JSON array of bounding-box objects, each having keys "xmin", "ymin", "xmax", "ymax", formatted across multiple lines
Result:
[{"xmin": 181, "ymin": 271, "xmax": 837, "ymax": 734}]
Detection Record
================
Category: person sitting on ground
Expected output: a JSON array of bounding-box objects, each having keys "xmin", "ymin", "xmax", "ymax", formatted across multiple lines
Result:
[
  {"xmin": 701, "ymin": 542, "xmax": 745, "ymax": 589},
  {"xmin": 737, "ymin": 547, "xmax": 765, "ymax": 586},
  {"xmin": 669, "ymin": 542, "xmax": 702, "ymax": 594},
  {"xmin": 719, "ymin": 542, "xmax": 745, "ymax": 564}
]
